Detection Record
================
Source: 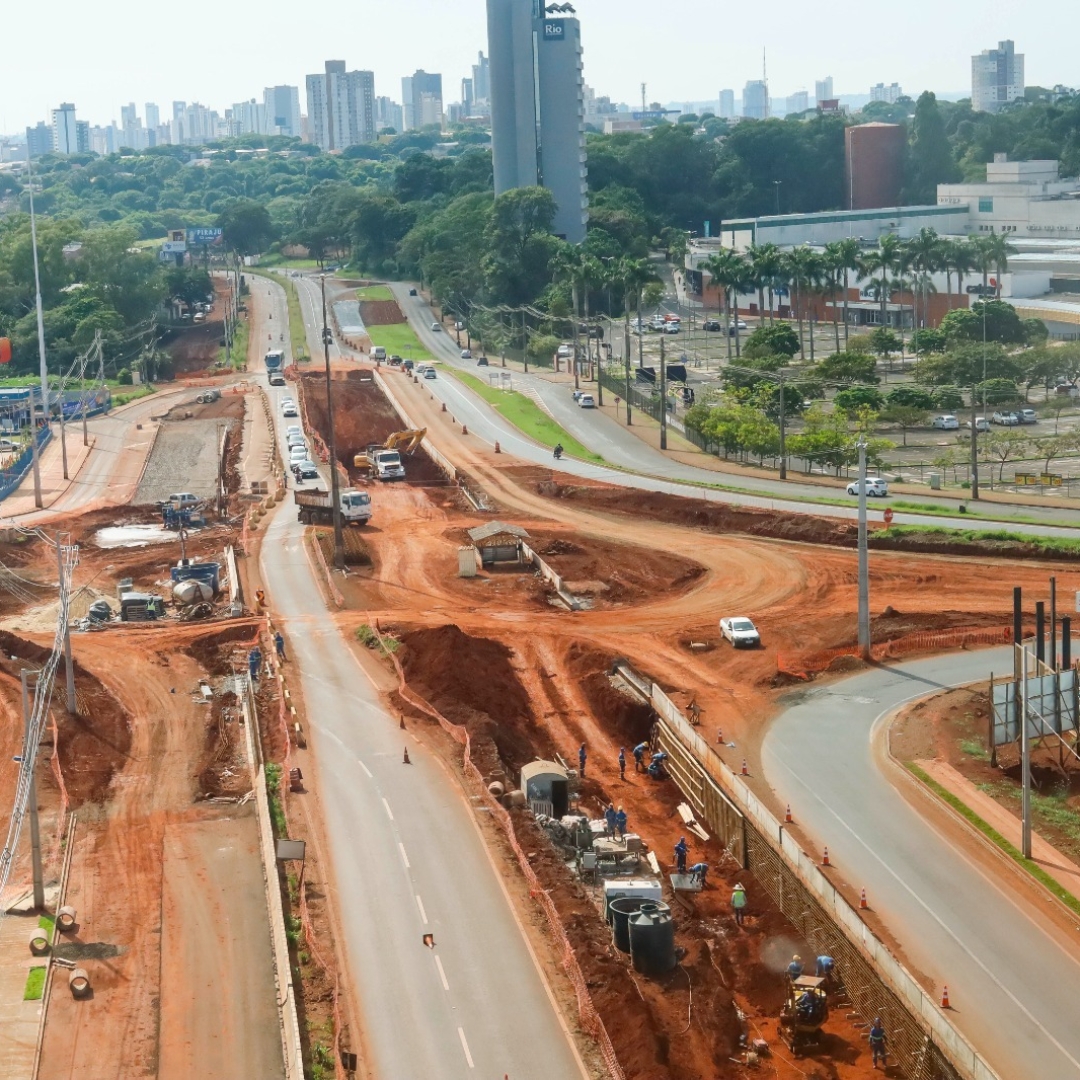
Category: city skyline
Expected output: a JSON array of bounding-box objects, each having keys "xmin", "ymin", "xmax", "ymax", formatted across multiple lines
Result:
[{"xmin": 1, "ymin": 0, "xmax": 1072, "ymax": 134}]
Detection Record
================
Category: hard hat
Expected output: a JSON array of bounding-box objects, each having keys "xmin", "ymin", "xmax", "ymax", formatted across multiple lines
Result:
[
  {"xmin": 793, "ymin": 954, "xmax": 801, "ymax": 961},
  {"xmin": 735, "ymin": 883, "xmax": 744, "ymax": 890}
]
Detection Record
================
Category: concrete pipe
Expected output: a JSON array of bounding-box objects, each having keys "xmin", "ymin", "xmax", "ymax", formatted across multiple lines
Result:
[
  {"xmin": 69, "ymin": 968, "xmax": 91, "ymax": 998},
  {"xmin": 488, "ymin": 781, "xmax": 505, "ymax": 798},
  {"xmin": 57, "ymin": 906, "xmax": 77, "ymax": 932},
  {"xmin": 29, "ymin": 929, "xmax": 50, "ymax": 955}
]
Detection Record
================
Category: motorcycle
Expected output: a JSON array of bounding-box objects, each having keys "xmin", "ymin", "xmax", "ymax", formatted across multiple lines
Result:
[{"xmin": 553, "ymin": 444, "xmax": 564, "ymax": 461}]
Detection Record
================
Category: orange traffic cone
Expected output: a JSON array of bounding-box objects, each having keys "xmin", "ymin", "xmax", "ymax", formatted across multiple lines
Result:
[
  {"xmin": 785, "ymin": 804, "xmax": 793, "ymax": 823},
  {"xmin": 822, "ymin": 847, "xmax": 830, "ymax": 866},
  {"xmin": 941, "ymin": 986, "xmax": 950, "ymax": 1009},
  {"xmin": 860, "ymin": 888, "xmax": 868, "ymax": 910},
  {"xmin": 741, "ymin": 759, "xmax": 749, "ymax": 775},
  {"xmin": 441, "ymin": 402, "xmax": 447, "ymax": 412},
  {"xmin": 400, "ymin": 714, "xmax": 405, "ymax": 730},
  {"xmin": 462, "ymin": 425, "xmax": 468, "ymax": 435},
  {"xmin": 403, "ymin": 747, "xmax": 411, "ymax": 765},
  {"xmin": 716, "ymin": 728, "xmax": 723, "ymax": 743},
  {"xmin": 495, "ymin": 441, "xmax": 501, "ymax": 453}
]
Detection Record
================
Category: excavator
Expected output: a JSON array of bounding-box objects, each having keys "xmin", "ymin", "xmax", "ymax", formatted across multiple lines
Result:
[{"xmin": 383, "ymin": 429, "xmax": 426, "ymax": 455}]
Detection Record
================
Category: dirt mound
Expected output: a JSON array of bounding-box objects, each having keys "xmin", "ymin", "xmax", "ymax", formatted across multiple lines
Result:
[
  {"xmin": 565, "ymin": 644, "xmax": 654, "ymax": 745},
  {"xmin": 183, "ymin": 623, "xmax": 261, "ymax": 677},
  {"xmin": 358, "ymin": 299, "xmax": 405, "ymax": 326},
  {"xmin": 302, "ymin": 370, "xmax": 447, "ymax": 485},
  {"xmin": 0, "ymin": 630, "xmax": 132, "ymax": 806},
  {"xmin": 398, "ymin": 624, "xmax": 553, "ymax": 777}
]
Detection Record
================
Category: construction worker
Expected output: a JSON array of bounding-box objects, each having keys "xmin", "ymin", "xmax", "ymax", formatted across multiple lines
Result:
[
  {"xmin": 255, "ymin": 588, "xmax": 266, "ymax": 612},
  {"xmin": 815, "ymin": 955, "xmax": 835, "ymax": 980},
  {"xmin": 618, "ymin": 747, "xmax": 626, "ymax": 780},
  {"xmin": 674, "ymin": 836, "xmax": 688, "ymax": 874},
  {"xmin": 604, "ymin": 803, "xmax": 617, "ymax": 838},
  {"xmin": 274, "ymin": 631, "xmax": 286, "ymax": 661},
  {"xmin": 578, "ymin": 743, "xmax": 587, "ymax": 777},
  {"xmin": 248, "ymin": 646, "xmax": 262, "ymax": 682},
  {"xmin": 787, "ymin": 954, "xmax": 804, "ymax": 981},
  {"xmin": 869, "ymin": 1017, "xmax": 888, "ymax": 1070},
  {"xmin": 731, "ymin": 883, "xmax": 747, "ymax": 926},
  {"xmin": 633, "ymin": 742, "xmax": 647, "ymax": 772},
  {"xmin": 689, "ymin": 862, "xmax": 709, "ymax": 887},
  {"xmin": 615, "ymin": 806, "xmax": 627, "ymax": 840}
]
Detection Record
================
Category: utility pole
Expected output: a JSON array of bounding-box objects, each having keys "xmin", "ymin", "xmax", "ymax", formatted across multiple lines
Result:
[
  {"xmin": 857, "ymin": 439, "xmax": 871, "ymax": 661},
  {"xmin": 778, "ymin": 370, "xmax": 787, "ymax": 480},
  {"xmin": 571, "ymin": 282, "xmax": 581, "ymax": 390},
  {"xmin": 659, "ymin": 334, "xmax": 667, "ymax": 449},
  {"xmin": 26, "ymin": 158, "xmax": 47, "ymax": 510},
  {"xmin": 969, "ymin": 388, "xmax": 980, "ymax": 499},
  {"xmin": 522, "ymin": 309, "xmax": 529, "ymax": 374},
  {"xmin": 623, "ymin": 320, "xmax": 632, "ymax": 426},
  {"xmin": 20, "ymin": 671, "xmax": 45, "ymax": 910},
  {"xmin": 320, "ymin": 275, "xmax": 345, "ymax": 571},
  {"xmin": 1020, "ymin": 645, "xmax": 1032, "ymax": 858},
  {"xmin": 56, "ymin": 535, "xmax": 76, "ymax": 713}
]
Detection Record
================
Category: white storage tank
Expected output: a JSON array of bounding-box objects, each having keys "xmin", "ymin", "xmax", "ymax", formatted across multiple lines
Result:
[{"xmin": 602, "ymin": 877, "xmax": 662, "ymax": 922}]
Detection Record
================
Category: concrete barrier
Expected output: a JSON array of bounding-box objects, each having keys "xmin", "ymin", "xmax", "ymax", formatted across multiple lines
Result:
[{"xmin": 520, "ymin": 541, "xmax": 581, "ymax": 611}]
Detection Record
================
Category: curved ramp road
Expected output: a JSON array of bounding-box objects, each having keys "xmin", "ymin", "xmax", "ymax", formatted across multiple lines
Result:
[
  {"xmin": 763, "ymin": 647, "xmax": 1080, "ymax": 1079},
  {"xmin": 249, "ymin": 281, "xmax": 586, "ymax": 1077}
]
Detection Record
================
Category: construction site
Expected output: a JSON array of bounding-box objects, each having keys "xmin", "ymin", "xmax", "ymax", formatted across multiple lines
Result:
[{"xmin": 0, "ymin": 275, "xmax": 1076, "ymax": 1080}]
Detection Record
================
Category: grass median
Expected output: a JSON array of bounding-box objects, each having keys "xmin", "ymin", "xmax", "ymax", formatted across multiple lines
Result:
[
  {"xmin": 450, "ymin": 370, "xmax": 604, "ymax": 464},
  {"xmin": 905, "ymin": 762, "xmax": 1080, "ymax": 918},
  {"xmin": 368, "ymin": 322, "xmax": 432, "ymax": 362},
  {"xmin": 880, "ymin": 523, "xmax": 1080, "ymax": 558},
  {"xmin": 356, "ymin": 285, "xmax": 395, "ymax": 301}
]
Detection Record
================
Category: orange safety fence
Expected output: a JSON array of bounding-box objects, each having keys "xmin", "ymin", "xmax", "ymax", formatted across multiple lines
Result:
[
  {"xmin": 777, "ymin": 624, "xmax": 1013, "ymax": 679},
  {"xmin": 374, "ymin": 621, "xmax": 626, "ymax": 1080}
]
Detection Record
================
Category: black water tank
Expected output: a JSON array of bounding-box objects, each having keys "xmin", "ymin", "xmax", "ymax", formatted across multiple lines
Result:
[
  {"xmin": 629, "ymin": 903, "xmax": 676, "ymax": 976},
  {"xmin": 609, "ymin": 897, "xmax": 648, "ymax": 953}
]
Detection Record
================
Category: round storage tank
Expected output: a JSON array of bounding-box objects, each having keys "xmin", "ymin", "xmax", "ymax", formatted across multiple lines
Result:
[
  {"xmin": 629, "ymin": 903, "xmax": 676, "ymax": 976},
  {"xmin": 609, "ymin": 897, "xmax": 648, "ymax": 953}
]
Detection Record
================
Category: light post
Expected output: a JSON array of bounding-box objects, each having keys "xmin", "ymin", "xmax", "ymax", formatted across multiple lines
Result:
[
  {"xmin": 320, "ymin": 275, "xmax": 345, "ymax": 571},
  {"xmin": 857, "ymin": 439, "xmax": 871, "ymax": 661},
  {"xmin": 774, "ymin": 180, "xmax": 782, "ymax": 216}
]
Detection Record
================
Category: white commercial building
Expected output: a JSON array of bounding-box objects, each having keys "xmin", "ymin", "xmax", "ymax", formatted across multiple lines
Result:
[
  {"xmin": 870, "ymin": 82, "xmax": 903, "ymax": 104},
  {"xmin": 937, "ymin": 155, "xmax": 1080, "ymax": 241}
]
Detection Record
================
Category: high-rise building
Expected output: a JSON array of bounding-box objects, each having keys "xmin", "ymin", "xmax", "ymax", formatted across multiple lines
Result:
[
  {"xmin": 742, "ymin": 80, "xmax": 768, "ymax": 119},
  {"xmin": 870, "ymin": 82, "xmax": 903, "ymax": 104},
  {"xmin": 461, "ymin": 78, "xmax": 475, "ymax": 117},
  {"xmin": 51, "ymin": 103, "xmax": 85, "ymax": 154},
  {"xmin": 405, "ymin": 70, "xmax": 443, "ymax": 130},
  {"xmin": 472, "ymin": 51, "xmax": 491, "ymax": 116},
  {"xmin": 263, "ymin": 86, "xmax": 302, "ymax": 137},
  {"xmin": 786, "ymin": 91, "xmax": 809, "ymax": 115},
  {"xmin": 487, "ymin": 0, "xmax": 587, "ymax": 243},
  {"xmin": 845, "ymin": 123, "xmax": 905, "ymax": 209},
  {"xmin": 306, "ymin": 62, "xmax": 375, "ymax": 149},
  {"xmin": 145, "ymin": 103, "xmax": 160, "ymax": 131},
  {"xmin": 815, "ymin": 77, "xmax": 833, "ymax": 105},
  {"xmin": 376, "ymin": 96, "xmax": 403, "ymax": 133},
  {"xmin": 972, "ymin": 39, "xmax": 1024, "ymax": 114},
  {"xmin": 120, "ymin": 103, "xmax": 137, "ymax": 129},
  {"xmin": 26, "ymin": 121, "xmax": 53, "ymax": 159},
  {"xmin": 718, "ymin": 89, "xmax": 735, "ymax": 119},
  {"xmin": 230, "ymin": 99, "xmax": 267, "ymax": 135}
]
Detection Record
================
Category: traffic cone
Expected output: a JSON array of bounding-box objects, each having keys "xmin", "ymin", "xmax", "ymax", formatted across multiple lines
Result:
[
  {"xmin": 462, "ymin": 425, "xmax": 468, "ymax": 435},
  {"xmin": 716, "ymin": 728, "xmax": 723, "ymax": 743},
  {"xmin": 822, "ymin": 847, "xmax": 830, "ymax": 866},
  {"xmin": 741, "ymin": 759, "xmax": 749, "ymax": 775},
  {"xmin": 785, "ymin": 804, "xmax": 793, "ymax": 823},
  {"xmin": 941, "ymin": 986, "xmax": 950, "ymax": 1009},
  {"xmin": 494, "ymin": 441, "xmax": 501, "ymax": 453},
  {"xmin": 441, "ymin": 402, "xmax": 447, "ymax": 412},
  {"xmin": 399, "ymin": 714, "xmax": 405, "ymax": 730},
  {"xmin": 403, "ymin": 747, "xmax": 411, "ymax": 765},
  {"xmin": 860, "ymin": 888, "xmax": 868, "ymax": 910}
]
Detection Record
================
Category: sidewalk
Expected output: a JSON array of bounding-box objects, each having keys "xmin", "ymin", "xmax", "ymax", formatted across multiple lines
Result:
[
  {"xmin": 2, "ymin": 434, "xmax": 94, "ymax": 518},
  {"xmin": 0, "ymin": 899, "xmax": 48, "ymax": 1080},
  {"xmin": 916, "ymin": 758, "xmax": 1080, "ymax": 900}
]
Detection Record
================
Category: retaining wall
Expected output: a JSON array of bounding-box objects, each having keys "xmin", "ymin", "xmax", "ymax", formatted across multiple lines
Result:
[
  {"xmin": 520, "ymin": 541, "xmax": 581, "ymax": 611},
  {"xmin": 635, "ymin": 669, "xmax": 999, "ymax": 1080}
]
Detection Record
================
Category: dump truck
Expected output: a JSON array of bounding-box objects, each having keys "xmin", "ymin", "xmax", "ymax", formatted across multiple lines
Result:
[
  {"xmin": 294, "ymin": 488, "xmax": 372, "ymax": 526},
  {"xmin": 356, "ymin": 444, "xmax": 406, "ymax": 481}
]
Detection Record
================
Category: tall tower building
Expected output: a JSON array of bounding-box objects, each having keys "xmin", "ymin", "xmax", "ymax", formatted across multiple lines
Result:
[
  {"xmin": 815, "ymin": 77, "xmax": 834, "ymax": 105},
  {"xmin": 486, "ymin": 0, "xmax": 587, "ymax": 242},
  {"xmin": 263, "ymin": 86, "xmax": 302, "ymax": 137},
  {"xmin": 145, "ymin": 103, "xmax": 160, "ymax": 131},
  {"xmin": 26, "ymin": 121, "xmax": 53, "ymax": 159},
  {"xmin": 52, "ymin": 103, "xmax": 80, "ymax": 154},
  {"xmin": 306, "ymin": 63, "xmax": 375, "ymax": 149},
  {"xmin": 972, "ymin": 39, "xmax": 1024, "ymax": 113},
  {"xmin": 407, "ymin": 71, "xmax": 444, "ymax": 130},
  {"xmin": 718, "ymin": 89, "xmax": 735, "ymax": 119},
  {"xmin": 742, "ymin": 80, "xmax": 768, "ymax": 120}
]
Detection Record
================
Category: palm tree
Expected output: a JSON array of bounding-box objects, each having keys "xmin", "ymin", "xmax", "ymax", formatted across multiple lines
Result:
[
  {"xmin": 822, "ymin": 242, "xmax": 845, "ymax": 352},
  {"xmin": 906, "ymin": 227, "xmax": 943, "ymax": 344},
  {"xmin": 553, "ymin": 244, "xmax": 593, "ymax": 390},
  {"xmin": 832, "ymin": 237, "xmax": 863, "ymax": 347},
  {"xmin": 864, "ymin": 234, "xmax": 902, "ymax": 333},
  {"xmin": 702, "ymin": 249, "xmax": 752, "ymax": 359},
  {"xmin": 979, "ymin": 233, "xmax": 1017, "ymax": 298},
  {"xmin": 617, "ymin": 257, "xmax": 661, "ymax": 424},
  {"xmin": 784, "ymin": 246, "xmax": 819, "ymax": 362},
  {"xmin": 748, "ymin": 243, "xmax": 782, "ymax": 324},
  {"xmin": 947, "ymin": 237, "xmax": 977, "ymax": 306}
]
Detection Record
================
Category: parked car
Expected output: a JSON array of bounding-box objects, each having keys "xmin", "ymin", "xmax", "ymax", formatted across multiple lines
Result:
[
  {"xmin": 968, "ymin": 416, "xmax": 991, "ymax": 432},
  {"xmin": 1019, "ymin": 409, "xmax": 1038, "ymax": 424},
  {"xmin": 702, "ymin": 320, "xmax": 722, "ymax": 332},
  {"xmin": 932, "ymin": 414, "xmax": 959, "ymax": 430},
  {"xmin": 720, "ymin": 616, "xmax": 761, "ymax": 648},
  {"xmin": 992, "ymin": 411, "xmax": 1020, "ymax": 426},
  {"xmin": 557, "ymin": 344, "xmax": 573, "ymax": 359},
  {"xmin": 663, "ymin": 313, "xmax": 681, "ymax": 323},
  {"xmin": 455, "ymin": 321, "xmax": 466, "ymax": 331},
  {"xmin": 461, "ymin": 349, "xmax": 472, "ymax": 359},
  {"xmin": 664, "ymin": 323, "xmax": 681, "ymax": 334},
  {"xmin": 578, "ymin": 393, "xmax": 596, "ymax": 408},
  {"xmin": 165, "ymin": 493, "xmax": 201, "ymax": 510},
  {"xmin": 846, "ymin": 477, "xmax": 889, "ymax": 497},
  {"xmin": 728, "ymin": 320, "xmax": 748, "ymax": 335}
]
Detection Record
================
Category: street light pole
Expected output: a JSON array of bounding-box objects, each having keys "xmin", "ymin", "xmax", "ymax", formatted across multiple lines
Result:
[
  {"xmin": 774, "ymin": 180, "xmax": 782, "ymax": 216},
  {"xmin": 857, "ymin": 439, "xmax": 871, "ymax": 661},
  {"xmin": 320, "ymin": 275, "xmax": 345, "ymax": 572},
  {"xmin": 26, "ymin": 159, "xmax": 47, "ymax": 509},
  {"xmin": 20, "ymin": 670, "xmax": 45, "ymax": 911}
]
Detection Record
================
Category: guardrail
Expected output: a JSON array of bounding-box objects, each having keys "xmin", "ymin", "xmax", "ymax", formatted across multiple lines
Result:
[{"xmin": 624, "ymin": 664, "xmax": 999, "ymax": 1080}]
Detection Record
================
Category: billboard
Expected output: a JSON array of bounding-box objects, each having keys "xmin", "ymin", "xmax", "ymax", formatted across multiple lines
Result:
[
  {"xmin": 991, "ymin": 667, "xmax": 1078, "ymax": 746},
  {"xmin": 186, "ymin": 227, "xmax": 222, "ymax": 246}
]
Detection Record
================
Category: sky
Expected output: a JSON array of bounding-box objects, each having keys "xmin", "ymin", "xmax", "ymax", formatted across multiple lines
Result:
[{"xmin": 1, "ymin": 0, "xmax": 1074, "ymax": 133}]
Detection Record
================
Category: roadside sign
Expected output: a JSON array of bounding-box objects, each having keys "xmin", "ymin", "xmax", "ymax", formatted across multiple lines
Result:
[{"xmin": 883, "ymin": 508, "xmax": 894, "ymax": 526}]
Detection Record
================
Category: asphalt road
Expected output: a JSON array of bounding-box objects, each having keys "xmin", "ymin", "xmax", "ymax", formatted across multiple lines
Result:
[
  {"xmin": 386, "ymin": 283, "xmax": 1080, "ymax": 536},
  {"xmin": 252, "ymin": 276, "xmax": 587, "ymax": 1080},
  {"xmin": 763, "ymin": 648, "xmax": 1080, "ymax": 1079}
]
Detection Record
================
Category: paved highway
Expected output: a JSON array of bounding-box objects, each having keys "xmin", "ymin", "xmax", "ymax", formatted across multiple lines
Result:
[
  {"xmin": 251, "ymin": 276, "xmax": 587, "ymax": 1080},
  {"xmin": 763, "ymin": 649, "xmax": 1080, "ymax": 1079}
]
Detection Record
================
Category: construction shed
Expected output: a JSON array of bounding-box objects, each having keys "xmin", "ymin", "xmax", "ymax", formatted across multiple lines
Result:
[
  {"xmin": 467, "ymin": 521, "xmax": 530, "ymax": 567},
  {"xmin": 521, "ymin": 760, "xmax": 569, "ymax": 817}
]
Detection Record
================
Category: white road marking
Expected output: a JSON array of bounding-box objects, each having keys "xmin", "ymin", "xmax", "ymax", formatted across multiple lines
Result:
[
  {"xmin": 358, "ymin": 759, "xmax": 372, "ymax": 778},
  {"xmin": 398, "ymin": 842, "xmax": 410, "ymax": 869},
  {"xmin": 382, "ymin": 797, "xmax": 394, "ymax": 820},
  {"xmin": 457, "ymin": 1027, "xmax": 474, "ymax": 1068},
  {"xmin": 435, "ymin": 954, "xmax": 449, "ymax": 991},
  {"xmin": 416, "ymin": 895, "xmax": 428, "ymax": 924}
]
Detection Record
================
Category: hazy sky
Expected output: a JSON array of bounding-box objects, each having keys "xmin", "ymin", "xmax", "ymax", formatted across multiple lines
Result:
[{"xmin": 2, "ymin": 0, "xmax": 1072, "ymax": 133}]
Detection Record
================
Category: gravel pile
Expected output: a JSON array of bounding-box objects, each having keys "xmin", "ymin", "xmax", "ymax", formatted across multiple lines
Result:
[{"xmin": 135, "ymin": 419, "xmax": 234, "ymax": 504}]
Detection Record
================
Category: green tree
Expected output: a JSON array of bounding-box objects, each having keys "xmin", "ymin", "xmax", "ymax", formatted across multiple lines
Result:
[
  {"xmin": 910, "ymin": 327, "xmax": 946, "ymax": 354},
  {"xmin": 903, "ymin": 92, "xmax": 960, "ymax": 203},
  {"xmin": 868, "ymin": 326, "xmax": 902, "ymax": 358},
  {"xmin": 975, "ymin": 377, "xmax": 1022, "ymax": 405},
  {"xmin": 834, "ymin": 386, "xmax": 884, "ymax": 412},
  {"xmin": 886, "ymin": 385, "xmax": 935, "ymax": 410},
  {"xmin": 742, "ymin": 322, "xmax": 799, "ymax": 359},
  {"xmin": 881, "ymin": 404, "xmax": 930, "ymax": 446},
  {"xmin": 217, "ymin": 199, "xmax": 276, "ymax": 255},
  {"xmin": 932, "ymin": 385, "xmax": 965, "ymax": 411},
  {"xmin": 483, "ymin": 187, "xmax": 560, "ymax": 305},
  {"xmin": 984, "ymin": 429, "xmax": 1030, "ymax": 482},
  {"xmin": 814, "ymin": 349, "xmax": 879, "ymax": 384}
]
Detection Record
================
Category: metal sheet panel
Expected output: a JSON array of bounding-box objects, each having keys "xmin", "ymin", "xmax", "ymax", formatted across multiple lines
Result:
[{"xmin": 992, "ymin": 669, "xmax": 1076, "ymax": 745}]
